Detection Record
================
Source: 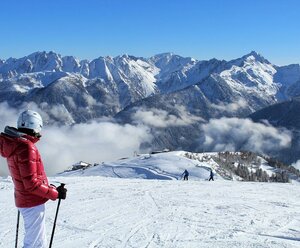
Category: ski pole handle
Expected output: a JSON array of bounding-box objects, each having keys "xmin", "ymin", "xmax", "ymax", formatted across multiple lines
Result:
[{"xmin": 57, "ymin": 183, "xmax": 67, "ymax": 200}]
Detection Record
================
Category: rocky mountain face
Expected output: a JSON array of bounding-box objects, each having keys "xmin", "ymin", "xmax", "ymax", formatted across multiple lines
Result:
[{"xmin": 1, "ymin": 51, "xmax": 300, "ymax": 163}]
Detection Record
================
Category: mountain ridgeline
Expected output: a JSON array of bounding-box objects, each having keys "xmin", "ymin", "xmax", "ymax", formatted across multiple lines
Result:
[{"xmin": 1, "ymin": 51, "xmax": 300, "ymax": 163}]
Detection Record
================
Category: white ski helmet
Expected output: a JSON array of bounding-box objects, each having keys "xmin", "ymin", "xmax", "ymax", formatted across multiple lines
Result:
[{"xmin": 17, "ymin": 110, "xmax": 43, "ymax": 134}]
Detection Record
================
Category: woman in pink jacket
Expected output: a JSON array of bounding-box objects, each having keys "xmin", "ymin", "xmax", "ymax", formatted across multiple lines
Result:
[{"xmin": 0, "ymin": 110, "xmax": 67, "ymax": 247}]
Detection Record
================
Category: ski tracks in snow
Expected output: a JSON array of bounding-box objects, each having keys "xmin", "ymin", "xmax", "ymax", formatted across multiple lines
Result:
[
  {"xmin": 1, "ymin": 177, "xmax": 300, "ymax": 247},
  {"xmin": 87, "ymin": 183, "xmax": 189, "ymax": 248}
]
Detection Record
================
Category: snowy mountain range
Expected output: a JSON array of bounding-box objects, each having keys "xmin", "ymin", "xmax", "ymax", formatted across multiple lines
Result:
[
  {"xmin": 1, "ymin": 51, "xmax": 300, "ymax": 163},
  {"xmin": 1, "ymin": 51, "xmax": 300, "ymax": 123}
]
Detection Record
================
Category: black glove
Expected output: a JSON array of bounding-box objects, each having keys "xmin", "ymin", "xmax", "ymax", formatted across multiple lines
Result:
[{"xmin": 56, "ymin": 185, "xmax": 67, "ymax": 200}]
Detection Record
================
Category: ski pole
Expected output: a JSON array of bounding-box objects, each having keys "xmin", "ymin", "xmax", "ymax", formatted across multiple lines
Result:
[
  {"xmin": 49, "ymin": 183, "xmax": 65, "ymax": 248},
  {"xmin": 15, "ymin": 210, "xmax": 20, "ymax": 248}
]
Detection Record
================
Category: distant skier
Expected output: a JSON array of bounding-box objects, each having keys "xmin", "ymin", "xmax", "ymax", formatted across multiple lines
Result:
[
  {"xmin": 0, "ymin": 110, "xmax": 67, "ymax": 247},
  {"xmin": 182, "ymin": 169, "xmax": 189, "ymax": 180},
  {"xmin": 209, "ymin": 169, "xmax": 214, "ymax": 181}
]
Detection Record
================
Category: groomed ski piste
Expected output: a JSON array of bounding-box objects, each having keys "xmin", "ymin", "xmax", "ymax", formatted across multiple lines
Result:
[
  {"xmin": 62, "ymin": 151, "xmax": 222, "ymax": 180},
  {"xmin": 0, "ymin": 151, "xmax": 300, "ymax": 247}
]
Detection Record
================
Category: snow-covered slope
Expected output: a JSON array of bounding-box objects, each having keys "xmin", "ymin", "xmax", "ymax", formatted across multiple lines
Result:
[
  {"xmin": 1, "ymin": 151, "xmax": 299, "ymax": 247},
  {"xmin": 1, "ymin": 176, "xmax": 299, "ymax": 248},
  {"xmin": 60, "ymin": 151, "xmax": 221, "ymax": 181},
  {"xmin": 58, "ymin": 151, "xmax": 297, "ymax": 183}
]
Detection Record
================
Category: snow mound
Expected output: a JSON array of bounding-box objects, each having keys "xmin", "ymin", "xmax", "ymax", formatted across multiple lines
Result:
[{"xmin": 60, "ymin": 151, "xmax": 221, "ymax": 181}]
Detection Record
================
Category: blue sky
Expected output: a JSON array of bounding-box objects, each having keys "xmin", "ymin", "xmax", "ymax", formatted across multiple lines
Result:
[{"xmin": 0, "ymin": 0, "xmax": 299, "ymax": 65}]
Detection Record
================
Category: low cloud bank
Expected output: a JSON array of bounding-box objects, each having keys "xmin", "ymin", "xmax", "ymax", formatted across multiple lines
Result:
[
  {"xmin": 0, "ymin": 103, "xmax": 152, "ymax": 176},
  {"xmin": 40, "ymin": 122, "xmax": 151, "ymax": 175},
  {"xmin": 0, "ymin": 103, "xmax": 294, "ymax": 176},
  {"xmin": 201, "ymin": 117, "xmax": 292, "ymax": 154},
  {"xmin": 211, "ymin": 99, "xmax": 248, "ymax": 113},
  {"xmin": 132, "ymin": 105, "xmax": 203, "ymax": 128}
]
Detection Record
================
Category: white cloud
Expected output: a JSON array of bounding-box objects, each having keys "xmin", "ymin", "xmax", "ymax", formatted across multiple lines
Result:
[
  {"xmin": 201, "ymin": 117, "xmax": 292, "ymax": 154},
  {"xmin": 83, "ymin": 94, "xmax": 100, "ymax": 106},
  {"xmin": 211, "ymin": 98, "xmax": 248, "ymax": 113},
  {"xmin": 0, "ymin": 102, "xmax": 152, "ymax": 176},
  {"xmin": 20, "ymin": 101, "xmax": 74, "ymax": 125},
  {"xmin": 39, "ymin": 121, "xmax": 151, "ymax": 175},
  {"xmin": 64, "ymin": 96, "xmax": 77, "ymax": 109},
  {"xmin": 0, "ymin": 103, "xmax": 294, "ymax": 177},
  {"xmin": 132, "ymin": 105, "xmax": 203, "ymax": 128}
]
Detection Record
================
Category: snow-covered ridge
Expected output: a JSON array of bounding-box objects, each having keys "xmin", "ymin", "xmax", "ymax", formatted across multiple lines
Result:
[
  {"xmin": 0, "ymin": 51, "xmax": 194, "ymax": 83},
  {"xmin": 59, "ymin": 151, "xmax": 298, "ymax": 183},
  {"xmin": 0, "ymin": 50, "xmax": 300, "ymax": 125},
  {"xmin": 61, "ymin": 151, "xmax": 219, "ymax": 180},
  {"xmin": 219, "ymin": 55, "xmax": 278, "ymax": 98},
  {"xmin": 1, "ymin": 51, "xmax": 298, "ymax": 98}
]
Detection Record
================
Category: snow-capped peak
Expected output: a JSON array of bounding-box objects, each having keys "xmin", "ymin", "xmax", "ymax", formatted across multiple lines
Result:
[
  {"xmin": 219, "ymin": 51, "xmax": 278, "ymax": 101},
  {"xmin": 242, "ymin": 51, "xmax": 270, "ymax": 64},
  {"xmin": 149, "ymin": 52, "xmax": 196, "ymax": 68}
]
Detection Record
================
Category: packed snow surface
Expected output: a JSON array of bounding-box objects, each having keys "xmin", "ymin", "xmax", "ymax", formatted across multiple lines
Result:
[
  {"xmin": 61, "ymin": 151, "xmax": 221, "ymax": 181},
  {"xmin": 0, "ymin": 176, "xmax": 299, "ymax": 248}
]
